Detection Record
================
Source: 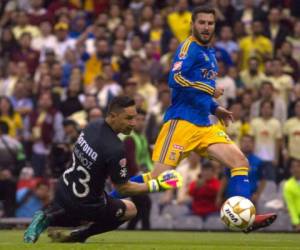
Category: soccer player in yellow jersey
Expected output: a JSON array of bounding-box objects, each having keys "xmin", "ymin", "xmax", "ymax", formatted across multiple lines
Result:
[{"xmin": 111, "ymin": 5, "xmax": 277, "ymax": 233}]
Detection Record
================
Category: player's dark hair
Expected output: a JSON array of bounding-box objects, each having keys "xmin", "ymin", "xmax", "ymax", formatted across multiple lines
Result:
[
  {"xmin": 107, "ymin": 96, "xmax": 135, "ymax": 114},
  {"xmin": 192, "ymin": 5, "xmax": 216, "ymax": 22}
]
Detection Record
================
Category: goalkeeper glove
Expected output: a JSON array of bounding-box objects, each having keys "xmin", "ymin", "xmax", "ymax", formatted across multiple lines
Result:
[{"xmin": 148, "ymin": 169, "xmax": 183, "ymax": 193}]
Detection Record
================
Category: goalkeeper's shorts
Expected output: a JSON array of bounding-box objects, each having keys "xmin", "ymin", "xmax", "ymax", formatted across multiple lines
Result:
[{"xmin": 152, "ymin": 119, "xmax": 233, "ymax": 167}]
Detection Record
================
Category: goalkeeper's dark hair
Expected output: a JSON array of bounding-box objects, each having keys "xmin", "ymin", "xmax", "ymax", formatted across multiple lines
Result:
[
  {"xmin": 192, "ymin": 5, "xmax": 216, "ymax": 22},
  {"xmin": 107, "ymin": 96, "xmax": 135, "ymax": 114}
]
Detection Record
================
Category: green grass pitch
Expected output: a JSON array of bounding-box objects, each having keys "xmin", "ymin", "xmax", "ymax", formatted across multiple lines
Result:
[{"xmin": 0, "ymin": 230, "xmax": 299, "ymax": 250}]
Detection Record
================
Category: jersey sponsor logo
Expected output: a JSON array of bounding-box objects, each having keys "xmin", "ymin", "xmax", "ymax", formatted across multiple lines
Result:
[
  {"xmin": 172, "ymin": 61, "xmax": 182, "ymax": 71},
  {"xmin": 77, "ymin": 132, "xmax": 98, "ymax": 161},
  {"xmin": 173, "ymin": 144, "xmax": 184, "ymax": 150},
  {"xmin": 201, "ymin": 68, "xmax": 218, "ymax": 80}
]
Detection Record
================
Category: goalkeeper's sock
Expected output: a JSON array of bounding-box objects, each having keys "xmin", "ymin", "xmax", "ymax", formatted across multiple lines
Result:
[
  {"xmin": 109, "ymin": 172, "xmax": 152, "ymax": 198},
  {"xmin": 227, "ymin": 167, "xmax": 250, "ymax": 199}
]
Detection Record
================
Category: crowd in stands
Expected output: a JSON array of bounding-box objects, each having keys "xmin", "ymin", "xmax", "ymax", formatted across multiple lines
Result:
[{"xmin": 0, "ymin": 0, "xmax": 300, "ymax": 232}]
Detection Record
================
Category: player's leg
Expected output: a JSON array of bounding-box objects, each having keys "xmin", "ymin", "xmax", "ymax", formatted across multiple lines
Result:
[
  {"xmin": 206, "ymin": 142, "xmax": 251, "ymax": 198},
  {"xmin": 49, "ymin": 199, "xmax": 137, "ymax": 243},
  {"xmin": 110, "ymin": 120, "xmax": 186, "ymax": 198},
  {"xmin": 24, "ymin": 202, "xmax": 66, "ymax": 243},
  {"xmin": 206, "ymin": 142, "xmax": 277, "ymax": 232}
]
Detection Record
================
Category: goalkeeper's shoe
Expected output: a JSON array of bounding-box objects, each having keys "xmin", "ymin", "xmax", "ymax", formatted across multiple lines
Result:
[
  {"xmin": 24, "ymin": 211, "xmax": 50, "ymax": 243},
  {"xmin": 243, "ymin": 213, "xmax": 277, "ymax": 233},
  {"xmin": 48, "ymin": 229, "xmax": 87, "ymax": 243}
]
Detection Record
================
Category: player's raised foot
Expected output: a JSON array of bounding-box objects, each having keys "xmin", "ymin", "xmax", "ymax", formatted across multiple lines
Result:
[
  {"xmin": 48, "ymin": 229, "xmax": 87, "ymax": 243},
  {"xmin": 243, "ymin": 213, "xmax": 277, "ymax": 233},
  {"xmin": 24, "ymin": 211, "xmax": 50, "ymax": 243}
]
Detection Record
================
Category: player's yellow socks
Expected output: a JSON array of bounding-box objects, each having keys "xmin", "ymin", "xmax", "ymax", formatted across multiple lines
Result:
[
  {"xmin": 230, "ymin": 167, "xmax": 249, "ymax": 177},
  {"xmin": 228, "ymin": 166, "xmax": 250, "ymax": 199}
]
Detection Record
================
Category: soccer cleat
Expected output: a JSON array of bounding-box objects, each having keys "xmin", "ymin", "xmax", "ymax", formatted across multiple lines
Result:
[
  {"xmin": 48, "ymin": 229, "xmax": 87, "ymax": 243},
  {"xmin": 24, "ymin": 211, "xmax": 50, "ymax": 243},
  {"xmin": 243, "ymin": 213, "xmax": 277, "ymax": 233}
]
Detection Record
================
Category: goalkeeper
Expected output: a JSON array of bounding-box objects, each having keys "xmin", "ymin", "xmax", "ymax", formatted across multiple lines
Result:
[{"xmin": 24, "ymin": 96, "xmax": 182, "ymax": 243}]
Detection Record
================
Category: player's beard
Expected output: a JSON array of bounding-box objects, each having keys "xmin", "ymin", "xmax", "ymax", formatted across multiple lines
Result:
[{"xmin": 193, "ymin": 28, "xmax": 214, "ymax": 45}]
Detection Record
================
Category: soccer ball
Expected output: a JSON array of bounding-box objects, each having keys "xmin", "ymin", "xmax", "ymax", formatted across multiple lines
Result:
[{"xmin": 220, "ymin": 196, "xmax": 256, "ymax": 231}]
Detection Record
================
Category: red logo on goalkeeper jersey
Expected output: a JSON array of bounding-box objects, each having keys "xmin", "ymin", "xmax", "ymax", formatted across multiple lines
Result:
[{"xmin": 172, "ymin": 61, "xmax": 182, "ymax": 71}]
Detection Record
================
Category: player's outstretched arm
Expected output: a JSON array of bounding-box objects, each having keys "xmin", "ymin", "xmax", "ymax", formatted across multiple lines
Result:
[{"xmin": 115, "ymin": 169, "xmax": 183, "ymax": 196}]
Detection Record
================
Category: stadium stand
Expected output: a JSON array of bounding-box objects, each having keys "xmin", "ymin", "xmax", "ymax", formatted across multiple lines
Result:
[{"xmin": 0, "ymin": 0, "xmax": 299, "ymax": 232}]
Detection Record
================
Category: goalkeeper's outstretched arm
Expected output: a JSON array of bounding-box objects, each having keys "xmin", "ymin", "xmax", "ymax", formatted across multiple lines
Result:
[{"xmin": 115, "ymin": 170, "xmax": 183, "ymax": 196}]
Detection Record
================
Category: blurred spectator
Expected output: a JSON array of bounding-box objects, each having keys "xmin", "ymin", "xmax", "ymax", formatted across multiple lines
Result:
[
  {"xmin": 251, "ymin": 81, "xmax": 287, "ymax": 124},
  {"xmin": 240, "ymin": 56, "xmax": 267, "ymax": 90},
  {"xmin": 68, "ymin": 93, "xmax": 98, "ymax": 128},
  {"xmin": 61, "ymin": 48, "xmax": 84, "ymax": 87},
  {"xmin": 107, "ymin": 4, "xmax": 122, "ymax": 32},
  {"xmin": 189, "ymin": 161, "xmax": 220, "ymax": 219},
  {"xmin": 286, "ymin": 20, "xmax": 300, "ymax": 66},
  {"xmin": 233, "ymin": 0, "xmax": 266, "ymax": 34},
  {"xmin": 283, "ymin": 158, "xmax": 300, "ymax": 232},
  {"xmin": 146, "ymin": 89, "xmax": 171, "ymax": 145},
  {"xmin": 0, "ymin": 96, "xmax": 23, "ymax": 138},
  {"xmin": 87, "ymin": 107, "xmax": 103, "ymax": 123},
  {"xmin": 124, "ymin": 109, "xmax": 152, "ymax": 230},
  {"xmin": 10, "ymin": 80, "xmax": 34, "ymax": 117},
  {"xmin": 176, "ymin": 152, "xmax": 201, "ymax": 205},
  {"xmin": 167, "ymin": 0, "xmax": 191, "ymax": 42},
  {"xmin": 226, "ymin": 102, "xmax": 250, "ymax": 146},
  {"xmin": 283, "ymin": 99, "xmax": 300, "ymax": 164},
  {"xmin": 15, "ymin": 180, "xmax": 50, "ymax": 218},
  {"xmin": 11, "ymin": 32, "xmax": 40, "ymax": 76},
  {"xmin": 27, "ymin": 0, "xmax": 51, "ymax": 26},
  {"xmin": 264, "ymin": 7, "xmax": 289, "ymax": 54},
  {"xmin": 215, "ymin": 25, "xmax": 239, "ymax": 62},
  {"xmin": 23, "ymin": 92, "xmax": 64, "ymax": 176},
  {"xmin": 268, "ymin": 58, "xmax": 293, "ymax": 105},
  {"xmin": 279, "ymin": 40, "xmax": 299, "ymax": 82},
  {"xmin": 60, "ymin": 78, "xmax": 83, "ymax": 117},
  {"xmin": 0, "ymin": 120, "xmax": 25, "ymax": 177},
  {"xmin": 214, "ymin": 0, "xmax": 236, "ymax": 28},
  {"xmin": 124, "ymin": 34, "xmax": 146, "ymax": 59},
  {"xmin": 239, "ymin": 20, "xmax": 273, "ymax": 71},
  {"xmin": 217, "ymin": 135, "xmax": 266, "ymax": 206},
  {"xmin": 84, "ymin": 39, "xmax": 110, "ymax": 85},
  {"xmin": 160, "ymin": 37, "xmax": 179, "ymax": 78},
  {"xmin": 215, "ymin": 61, "xmax": 236, "ymax": 108},
  {"xmin": 0, "ymin": 27, "xmax": 18, "ymax": 64},
  {"xmin": 12, "ymin": 10, "xmax": 41, "ymax": 39},
  {"xmin": 44, "ymin": 22, "xmax": 77, "ymax": 62},
  {"xmin": 48, "ymin": 118, "xmax": 80, "ymax": 179},
  {"xmin": 249, "ymin": 100, "xmax": 282, "ymax": 181},
  {"xmin": 137, "ymin": 71, "xmax": 158, "ymax": 111}
]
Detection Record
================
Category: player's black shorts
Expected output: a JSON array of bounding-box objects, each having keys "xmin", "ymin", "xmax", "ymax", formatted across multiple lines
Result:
[{"xmin": 47, "ymin": 184, "xmax": 126, "ymax": 227}]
